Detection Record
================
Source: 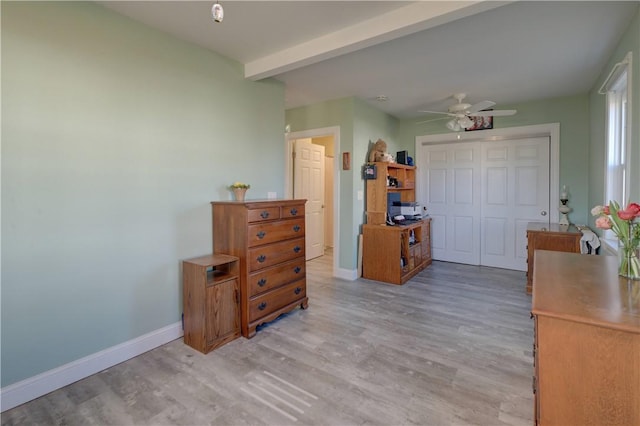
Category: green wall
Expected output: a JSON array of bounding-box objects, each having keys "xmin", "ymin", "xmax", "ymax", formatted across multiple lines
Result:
[
  {"xmin": 589, "ymin": 6, "xmax": 640, "ymax": 225},
  {"xmin": 1, "ymin": 2, "xmax": 285, "ymax": 387}
]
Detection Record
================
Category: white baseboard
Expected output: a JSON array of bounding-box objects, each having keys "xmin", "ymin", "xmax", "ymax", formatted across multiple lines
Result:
[
  {"xmin": 335, "ymin": 267, "xmax": 358, "ymax": 281},
  {"xmin": 1, "ymin": 321, "xmax": 183, "ymax": 412}
]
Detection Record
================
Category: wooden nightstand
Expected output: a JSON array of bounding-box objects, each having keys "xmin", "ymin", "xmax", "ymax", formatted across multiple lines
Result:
[{"xmin": 183, "ymin": 254, "xmax": 240, "ymax": 353}]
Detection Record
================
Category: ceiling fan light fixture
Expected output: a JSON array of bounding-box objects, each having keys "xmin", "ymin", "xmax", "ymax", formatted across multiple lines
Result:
[
  {"xmin": 446, "ymin": 119, "xmax": 461, "ymax": 132},
  {"xmin": 459, "ymin": 116, "xmax": 473, "ymax": 129},
  {"xmin": 211, "ymin": 2, "xmax": 223, "ymax": 23}
]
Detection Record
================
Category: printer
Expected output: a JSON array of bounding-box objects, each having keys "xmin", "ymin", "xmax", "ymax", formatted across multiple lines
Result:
[{"xmin": 389, "ymin": 202, "xmax": 426, "ymax": 220}]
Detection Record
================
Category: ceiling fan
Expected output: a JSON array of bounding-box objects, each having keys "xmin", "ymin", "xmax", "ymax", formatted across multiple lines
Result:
[{"xmin": 417, "ymin": 93, "xmax": 517, "ymax": 131}]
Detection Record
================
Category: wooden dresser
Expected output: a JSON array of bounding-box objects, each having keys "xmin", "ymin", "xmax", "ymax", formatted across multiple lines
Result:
[
  {"xmin": 531, "ymin": 251, "xmax": 640, "ymax": 426},
  {"xmin": 211, "ymin": 199, "xmax": 308, "ymax": 338},
  {"xmin": 526, "ymin": 223, "xmax": 581, "ymax": 294}
]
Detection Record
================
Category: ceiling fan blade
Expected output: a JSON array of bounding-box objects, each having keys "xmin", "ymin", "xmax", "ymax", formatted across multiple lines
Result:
[
  {"xmin": 469, "ymin": 109, "xmax": 517, "ymax": 117},
  {"xmin": 466, "ymin": 100, "xmax": 495, "ymax": 114},
  {"xmin": 418, "ymin": 110, "xmax": 456, "ymax": 116},
  {"xmin": 416, "ymin": 116, "xmax": 449, "ymax": 124}
]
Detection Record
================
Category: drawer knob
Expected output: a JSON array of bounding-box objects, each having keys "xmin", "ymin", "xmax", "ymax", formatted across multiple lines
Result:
[
  {"xmin": 258, "ymin": 278, "xmax": 267, "ymax": 287},
  {"xmin": 294, "ymin": 287, "xmax": 302, "ymax": 295},
  {"xmin": 293, "ymin": 246, "xmax": 301, "ymax": 253},
  {"xmin": 260, "ymin": 211, "xmax": 270, "ymax": 219},
  {"xmin": 258, "ymin": 302, "xmax": 267, "ymax": 311},
  {"xmin": 294, "ymin": 266, "xmax": 301, "ymax": 274},
  {"xmin": 290, "ymin": 208, "xmax": 298, "ymax": 216},
  {"xmin": 257, "ymin": 255, "xmax": 266, "ymax": 263},
  {"xmin": 257, "ymin": 231, "xmax": 266, "ymax": 239},
  {"xmin": 293, "ymin": 225, "xmax": 301, "ymax": 232}
]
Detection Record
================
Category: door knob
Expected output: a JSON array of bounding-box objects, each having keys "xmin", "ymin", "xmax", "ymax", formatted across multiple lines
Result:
[{"xmin": 541, "ymin": 211, "xmax": 547, "ymax": 216}]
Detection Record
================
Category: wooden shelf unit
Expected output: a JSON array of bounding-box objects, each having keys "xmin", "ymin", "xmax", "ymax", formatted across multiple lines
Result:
[
  {"xmin": 182, "ymin": 254, "xmax": 240, "ymax": 353},
  {"xmin": 366, "ymin": 162, "xmax": 416, "ymax": 225},
  {"xmin": 363, "ymin": 161, "xmax": 431, "ymax": 284},
  {"xmin": 362, "ymin": 219, "xmax": 431, "ymax": 285}
]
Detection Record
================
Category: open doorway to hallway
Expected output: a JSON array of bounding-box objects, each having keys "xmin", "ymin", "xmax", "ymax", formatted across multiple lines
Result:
[{"xmin": 286, "ymin": 127, "xmax": 340, "ymax": 276}]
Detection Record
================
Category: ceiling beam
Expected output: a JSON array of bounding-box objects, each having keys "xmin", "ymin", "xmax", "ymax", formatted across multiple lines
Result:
[{"xmin": 244, "ymin": 1, "xmax": 512, "ymax": 81}]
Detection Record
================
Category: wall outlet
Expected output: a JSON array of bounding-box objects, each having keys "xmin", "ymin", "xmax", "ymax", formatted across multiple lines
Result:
[{"xmin": 267, "ymin": 192, "xmax": 277, "ymax": 199}]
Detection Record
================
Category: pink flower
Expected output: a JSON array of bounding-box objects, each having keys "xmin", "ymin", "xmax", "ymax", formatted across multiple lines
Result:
[
  {"xmin": 595, "ymin": 216, "xmax": 612, "ymax": 230},
  {"xmin": 626, "ymin": 202, "xmax": 640, "ymax": 216},
  {"xmin": 618, "ymin": 207, "xmax": 639, "ymax": 221},
  {"xmin": 603, "ymin": 205, "xmax": 610, "ymax": 215}
]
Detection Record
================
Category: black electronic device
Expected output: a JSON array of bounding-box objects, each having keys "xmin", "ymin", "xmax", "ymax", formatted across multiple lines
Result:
[
  {"xmin": 396, "ymin": 151, "xmax": 408, "ymax": 165},
  {"xmin": 387, "ymin": 193, "xmax": 401, "ymax": 220}
]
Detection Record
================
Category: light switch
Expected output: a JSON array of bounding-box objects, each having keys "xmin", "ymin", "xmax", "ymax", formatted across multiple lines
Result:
[
  {"xmin": 267, "ymin": 192, "xmax": 277, "ymax": 199},
  {"xmin": 357, "ymin": 190, "xmax": 363, "ymax": 200}
]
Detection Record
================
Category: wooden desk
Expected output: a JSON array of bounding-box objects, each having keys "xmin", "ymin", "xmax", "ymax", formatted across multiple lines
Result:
[
  {"xmin": 531, "ymin": 251, "xmax": 640, "ymax": 426},
  {"xmin": 526, "ymin": 222, "xmax": 581, "ymax": 294}
]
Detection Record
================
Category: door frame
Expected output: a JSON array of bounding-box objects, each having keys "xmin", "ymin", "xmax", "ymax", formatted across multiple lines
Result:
[
  {"xmin": 286, "ymin": 126, "xmax": 340, "ymax": 277},
  {"xmin": 415, "ymin": 123, "xmax": 560, "ymax": 224}
]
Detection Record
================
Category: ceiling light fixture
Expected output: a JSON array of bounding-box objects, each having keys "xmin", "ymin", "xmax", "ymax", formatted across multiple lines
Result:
[
  {"xmin": 446, "ymin": 116, "xmax": 474, "ymax": 132},
  {"xmin": 211, "ymin": 1, "xmax": 223, "ymax": 23}
]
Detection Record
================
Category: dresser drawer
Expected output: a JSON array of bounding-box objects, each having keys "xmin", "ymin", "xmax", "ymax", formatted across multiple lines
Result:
[
  {"xmin": 248, "ymin": 258, "xmax": 306, "ymax": 297},
  {"xmin": 248, "ymin": 237, "xmax": 305, "ymax": 272},
  {"xmin": 281, "ymin": 204, "xmax": 305, "ymax": 219},
  {"xmin": 247, "ymin": 218, "xmax": 305, "ymax": 247},
  {"xmin": 247, "ymin": 207, "xmax": 281, "ymax": 223},
  {"xmin": 248, "ymin": 279, "xmax": 306, "ymax": 323}
]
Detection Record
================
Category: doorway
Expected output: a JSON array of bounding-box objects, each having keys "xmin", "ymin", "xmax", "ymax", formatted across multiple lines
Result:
[
  {"xmin": 416, "ymin": 124, "xmax": 560, "ymax": 272},
  {"xmin": 286, "ymin": 127, "xmax": 340, "ymax": 275}
]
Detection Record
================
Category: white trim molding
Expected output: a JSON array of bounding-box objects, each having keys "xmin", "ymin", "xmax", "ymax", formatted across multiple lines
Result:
[{"xmin": 1, "ymin": 322, "xmax": 183, "ymax": 412}]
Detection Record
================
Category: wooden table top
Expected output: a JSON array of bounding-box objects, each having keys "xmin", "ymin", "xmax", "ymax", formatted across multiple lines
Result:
[
  {"xmin": 527, "ymin": 222, "xmax": 581, "ymax": 234},
  {"xmin": 531, "ymin": 250, "xmax": 640, "ymax": 334}
]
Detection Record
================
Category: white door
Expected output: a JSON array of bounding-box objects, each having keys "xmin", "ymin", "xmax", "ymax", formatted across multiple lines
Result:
[
  {"xmin": 294, "ymin": 139, "xmax": 325, "ymax": 260},
  {"xmin": 481, "ymin": 137, "xmax": 550, "ymax": 270},
  {"xmin": 420, "ymin": 137, "xmax": 550, "ymax": 271},
  {"xmin": 421, "ymin": 142, "xmax": 481, "ymax": 265}
]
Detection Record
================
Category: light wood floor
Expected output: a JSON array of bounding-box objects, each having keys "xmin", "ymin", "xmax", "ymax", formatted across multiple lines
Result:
[{"xmin": 2, "ymin": 253, "xmax": 534, "ymax": 426}]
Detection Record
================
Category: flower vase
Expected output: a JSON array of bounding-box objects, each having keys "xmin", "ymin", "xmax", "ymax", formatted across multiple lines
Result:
[
  {"xmin": 619, "ymin": 241, "xmax": 640, "ymax": 280},
  {"xmin": 233, "ymin": 188, "xmax": 247, "ymax": 201}
]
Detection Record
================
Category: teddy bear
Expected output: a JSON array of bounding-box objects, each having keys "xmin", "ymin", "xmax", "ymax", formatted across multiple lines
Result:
[{"xmin": 369, "ymin": 139, "xmax": 390, "ymax": 163}]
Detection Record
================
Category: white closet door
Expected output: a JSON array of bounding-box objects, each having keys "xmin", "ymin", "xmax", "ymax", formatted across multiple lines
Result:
[
  {"xmin": 480, "ymin": 137, "xmax": 550, "ymax": 271},
  {"xmin": 420, "ymin": 137, "xmax": 550, "ymax": 271},
  {"xmin": 421, "ymin": 142, "xmax": 481, "ymax": 265}
]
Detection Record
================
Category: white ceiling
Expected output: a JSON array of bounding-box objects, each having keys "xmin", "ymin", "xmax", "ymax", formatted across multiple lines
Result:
[{"xmin": 99, "ymin": 1, "xmax": 638, "ymax": 120}]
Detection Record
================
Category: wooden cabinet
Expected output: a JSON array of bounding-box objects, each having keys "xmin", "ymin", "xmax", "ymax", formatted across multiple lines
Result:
[
  {"xmin": 362, "ymin": 219, "xmax": 432, "ymax": 285},
  {"xmin": 531, "ymin": 251, "xmax": 640, "ymax": 425},
  {"xmin": 363, "ymin": 161, "xmax": 431, "ymax": 284},
  {"xmin": 182, "ymin": 254, "xmax": 240, "ymax": 353},
  {"xmin": 211, "ymin": 200, "xmax": 308, "ymax": 338},
  {"xmin": 526, "ymin": 222, "xmax": 581, "ymax": 294}
]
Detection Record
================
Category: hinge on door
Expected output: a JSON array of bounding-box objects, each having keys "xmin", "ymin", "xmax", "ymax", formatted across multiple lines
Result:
[{"xmin": 292, "ymin": 151, "xmax": 296, "ymax": 159}]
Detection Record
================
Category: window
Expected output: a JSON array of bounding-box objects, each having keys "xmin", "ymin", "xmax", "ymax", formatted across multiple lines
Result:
[{"xmin": 600, "ymin": 52, "xmax": 632, "ymax": 245}]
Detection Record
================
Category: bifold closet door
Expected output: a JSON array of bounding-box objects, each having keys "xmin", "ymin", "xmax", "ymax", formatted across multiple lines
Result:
[
  {"xmin": 421, "ymin": 142, "xmax": 482, "ymax": 265},
  {"xmin": 420, "ymin": 137, "xmax": 550, "ymax": 271},
  {"xmin": 480, "ymin": 137, "xmax": 550, "ymax": 271}
]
